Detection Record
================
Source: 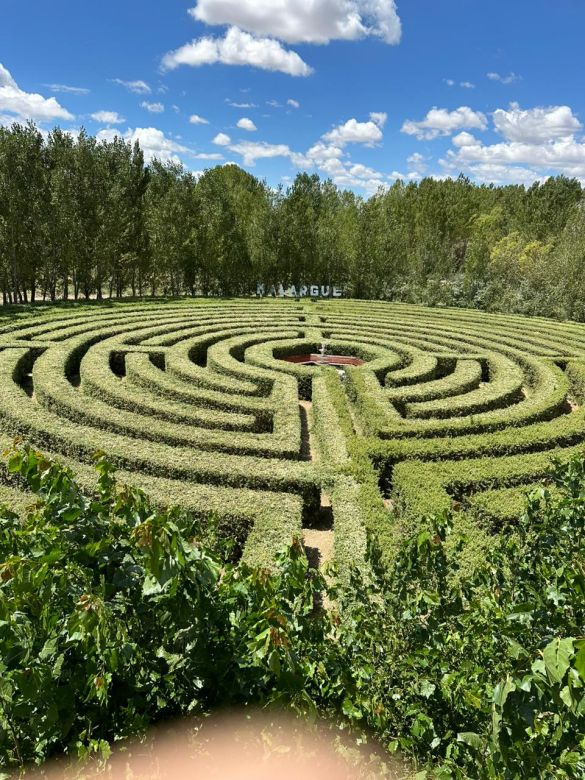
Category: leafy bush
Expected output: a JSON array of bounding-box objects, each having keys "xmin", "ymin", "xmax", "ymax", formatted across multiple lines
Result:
[
  {"xmin": 333, "ymin": 454, "xmax": 585, "ymax": 778},
  {"xmin": 1, "ymin": 445, "xmax": 584, "ymax": 777},
  {"xmin": 0, "ymin": 446, "xmax": 330, "ymax": 769}
]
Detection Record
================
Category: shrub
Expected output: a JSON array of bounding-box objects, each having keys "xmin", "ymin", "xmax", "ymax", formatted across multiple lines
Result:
[{"xmin": 1, "ymin": 447, "xmax": 584, "ymax": 778}]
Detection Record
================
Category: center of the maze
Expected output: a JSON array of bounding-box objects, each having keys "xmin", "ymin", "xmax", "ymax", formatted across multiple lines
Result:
[{"xmin": 278, "ymin": 352, "xmax": 365, "ymax": 367}]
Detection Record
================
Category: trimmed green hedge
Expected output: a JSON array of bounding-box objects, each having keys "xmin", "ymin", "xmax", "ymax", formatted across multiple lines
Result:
[{"xmin": 2, "ymin": 297, "xmax": 585, "ymax": 576}]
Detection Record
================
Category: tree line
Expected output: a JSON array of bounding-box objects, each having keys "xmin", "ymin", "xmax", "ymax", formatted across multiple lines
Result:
[{"xmin": 1, "ymin": 121, "xmax": 585, "ymax": 320}]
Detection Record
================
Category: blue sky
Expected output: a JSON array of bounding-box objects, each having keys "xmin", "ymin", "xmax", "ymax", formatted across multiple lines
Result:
[{"xmin": 2, "ymin": 0, "xmax": 585, "ymax": 193}]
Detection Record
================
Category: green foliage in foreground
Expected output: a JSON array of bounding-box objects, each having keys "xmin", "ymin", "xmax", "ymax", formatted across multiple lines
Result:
[{"xmin": 0, "ymin": 446, "xmax": 584, "ymax": 778}]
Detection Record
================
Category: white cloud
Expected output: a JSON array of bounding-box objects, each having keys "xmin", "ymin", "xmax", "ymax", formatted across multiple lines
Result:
[
  {"xmin": 487, "ymin": 71, "xmax": 521, "ymax": 85},
  {"xmin": 277, "ymin": 112, "xmax": 392, "ymax": 191},
  {"xmin": 267, "ymin": 99, "xmax": 282, "ymax": 108},
  {"xmin": 452, "ymin": 131, "xmax": 477, "ymax": 148},
  {"xmin": 492, "ymin": 103, "xmax": 582, "ymax": 144},
  {"xmin": 407, "ymin": 151, "xmax": 427, "ymax": 171},
  {"xmin": 287, "ymin": 98, "xmax": 300, "ymax": 108},
  {"xmin": 189, "ymin": 0, "xmax": 401, "ymax": 45},
  {"xmin": 441, "ymin": 153, "xmax": 544, "ymax": 186},
  {"xmin": 226, "ymin": 99, "xmax": 257, "ymax": 108},
  {"xmin": 323, "ymin": 116, "xmax": 384, "ymax": 147},
  {"xmin": 141, "ymin": 101, "xmax": 164, "ymax": 113},
  {"xmin": 45, "ymin": 83, "xmax": 90, "ymax": 95},
  {"xmin": 447, "ymin": 136, "xmax": 585, "ymax": 177},
  {"xmin": 0, "ymin": 64, "xmax": 74, "ymax": 122},
  {"xmin": 445, "ymin": 79, "xmax": 475, "ymax": 89},
  {"xmin": 194, "ymin": 152, "xmax": 224, "ymax": 160},
  {"xmin": 237, "ymin": 117, "xmax": 257, "ymax": 131},
  {"xmin": 369, "ymin": 111, "xmax": 387, "ymax": 127},
  {"xmin": 189, "ymin": 114, "xmax": 209, "ymax": 124},
  {"xmin": 213, "ymin": 132, "xmax": 231, "ymax": 145},
  {"xmin": 227, "ymin": 140, "xmax": 293, "ymax": 166},
  {"xmin": 162, "ymin": 26, "xmax": 313, "ymax": 77},
  {"xmin": 347, "ymin": 162, "xmax": 383, "ymax": 179},
  {"xmin": 443, "ymin": 104, "xmax": 585, "ymax": 184},
  {"xmin": 207, "ymin": 115, "xmax": 393, "ymax": 194},
  {"xmin": 401, "ymin": 106, "xmax": 488, "ymax": 140},
  {"xmin": 91, "ymin": 110, "xmax": 125, "ymax": 124},
  {"xmin": 322, "ymin": 161, "xmax": 387, "ymax": 193},
  {"xmin": 0, "ymin": 66, "xmax": 18, "ymax": 90},
  {"xmin": 111, "ymin": 79, "xmax": 151, "ymax": 94},
  {"xmin": 304, "ymin": 141, "xmax": 344, "ymax": 165},
  {"xmin": 96, "ymin": 126, "xmax": 189, "ymax": 164}
]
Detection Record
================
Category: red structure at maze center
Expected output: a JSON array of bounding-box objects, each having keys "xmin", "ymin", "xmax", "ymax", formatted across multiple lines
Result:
[{"xmin": 280, "ymin": 354, "xmax": 365, "ymax": 367}]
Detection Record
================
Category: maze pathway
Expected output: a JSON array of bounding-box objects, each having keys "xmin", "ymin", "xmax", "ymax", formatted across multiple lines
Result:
[{"xmin": 1, "ymin": 298, "xmax": 584, "ymax": 578}]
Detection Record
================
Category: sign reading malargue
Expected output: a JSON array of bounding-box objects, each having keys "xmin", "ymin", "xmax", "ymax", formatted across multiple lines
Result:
[{"xmin": 256, "ymin": 283, "xmax": 342, "ymax": 298}]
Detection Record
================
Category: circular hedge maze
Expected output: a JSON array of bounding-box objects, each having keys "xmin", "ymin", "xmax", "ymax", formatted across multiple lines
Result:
[{"xmin": 1, "ymin": 298, "xmax": 585, "ymax": 578}]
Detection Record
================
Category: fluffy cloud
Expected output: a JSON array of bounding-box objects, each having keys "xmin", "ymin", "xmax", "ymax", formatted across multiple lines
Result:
[
  {"xmin": 223, "ymin": 112, "xmax": 393, "ymax": 193},
  {"xmin": 111, "ymin": 79, "xmax": 151, "ymax": 94},
  {"xmin": 46, "ymin": 83, "xmax": 90, "ymax": 95},
  {"xmin": 305, "ymin": 141, "xmax": 344, "ymax": 165},
  {"xmin": 213, "ymin": 132, "xmax": 231, "ymax": 145},
  {"xmin": 280, "ymin": 112, "xmax": 389, "ymax": 190},
  {"xmin": 287, "ymin": 98, "xmax": 300, "ymax": 108},
  {"xmin": 226, "ymin": 99, "xmax": 257, "ymax": 108},
  {"xmin": 492, "ymin": 103, "xmax": 582, "ymax": 144},
  {"xmin": 443, "ymin": 103, "xmax": 585, "ymax": 184},
  {"xmin": 193, "ymin": 152, "xmax": 224, "ymax": 160},
  {"xmin": 0, "ymin": 63, "xmax": 74, "ymax": 122},
  {"xmin": 487, "ymin": 72, "xmax": 521, "ymax": 85},
  {"xmin": 443, "ymin": 105, "xmax": 585, "ymax": 183},
  {"xmin": 369, "ymin": 111, "xmax": 387, "ymax": 127},
  {"xmin": 189, "ymin": 0, "xmax": 401, "ymax": 45},
  {"xmin": 141, "ymin": 101, "xmax": 164, "ymax": 113},
  {"xmin": 456, "ymin": 162, "xmax": 543, "ymax": 185},
  {"xmin": 323, "ymin": 116, "xmax": 384, "ymax": 147},
  {"xmin": 452, "ymin": 131, "xmax": 477, "ymax": 148},
  {"xmin": 445, "ymin": 79, "xmax": 475, "ymax": 89},
  {"xmin": 90, "ymin": 110, "xmax": 125, "ymax": 124},
  {"xmin": 226, "ymin": 140, "xmax": 293, "ymax": 166},
  {"xmin": 96, "ymin": 126, "xmax": 189, "ymax": 163},
  {"xmin": 189, "ymin": 114, "xmax": 209, "ymax": 124},
  {"xmin": 446, "ymin": 135, "xmax": 585, "ymax": 176},
  {"xmin": 407, "ymin": 151, "xmax": 427, "ymax": 174},
  {"xmin": 237, "ymin": 117, "xmax": 257, "ymax": 131},
  {"xmin": 316, "ymin": 155, "xmax": 387, "ymax": 193},
  {"xmin": 162, "ymin": 27, "xmax": 312, "ymax": 77},
  {"xmin": 401, "ymin": 106, "xmax": 487, "ymax": 140}
]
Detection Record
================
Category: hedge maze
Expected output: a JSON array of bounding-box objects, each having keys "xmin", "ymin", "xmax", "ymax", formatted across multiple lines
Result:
[{"xmin": 1, "ymin": 298, "xmax": 585, "ymax": 579}]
